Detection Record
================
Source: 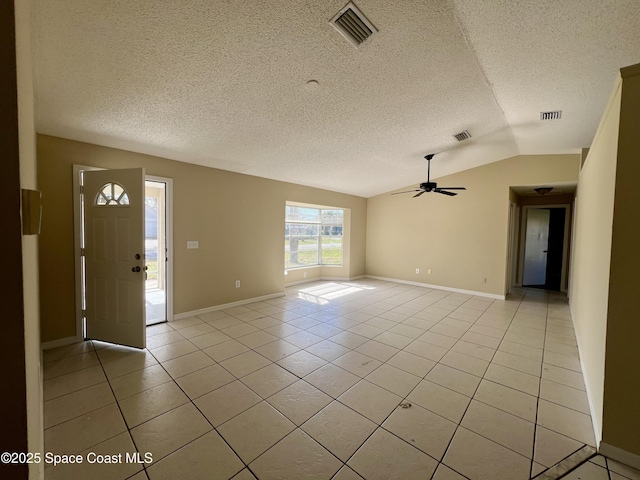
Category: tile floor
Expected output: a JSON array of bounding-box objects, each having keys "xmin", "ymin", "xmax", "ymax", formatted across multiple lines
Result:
[
  {"xmin": 561, "ymin": 454, "xmax": 640, "ymax": 480},
  {"xmin": 41, "ymin": 279, "xmax": 634, "ymax": 479}
]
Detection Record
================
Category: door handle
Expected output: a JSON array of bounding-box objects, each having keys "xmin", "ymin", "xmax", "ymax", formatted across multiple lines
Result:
[
  {"xmin": 543, "ymin": 250, "xmax": 548, "ymax": 253},
  {"xmin": 131, "ymin": 266, "xmax": 141, "ymax": 272}
]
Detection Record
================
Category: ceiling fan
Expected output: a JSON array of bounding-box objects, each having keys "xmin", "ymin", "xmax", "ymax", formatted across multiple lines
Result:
[{"xmin": 392, "ymin": 154, "xmax": 467, "ymax": 197}]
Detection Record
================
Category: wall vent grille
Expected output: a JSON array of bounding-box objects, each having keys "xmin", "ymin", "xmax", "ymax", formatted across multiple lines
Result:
[
  {"xmin": 453, "ymin": 130, "xmax": 472, "ymax": 142},
  {"xmin": 331, "ymin": 2, "xmax": 377, "ymax": 48},
  {"xmin": 540, "ymin": 110, "xmax": 562, "ymax": 120}
]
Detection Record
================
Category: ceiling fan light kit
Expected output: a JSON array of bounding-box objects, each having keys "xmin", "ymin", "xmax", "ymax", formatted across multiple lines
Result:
[
  {"xmin": 392, "ymin": 153, "xmax": 467, "ymax": 198},
  {"xmin": 534, "ymin": 187, "xmax": 554, "ymax": 195}
]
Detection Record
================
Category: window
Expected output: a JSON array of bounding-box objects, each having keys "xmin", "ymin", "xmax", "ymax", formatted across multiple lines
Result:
[
  {"xmin": 96, "ymin": 182, "xmax": 130, "ymax": 206},
  {"xmin": 285, "ymin": 204, "xmax": 343, "ymax": 269}
]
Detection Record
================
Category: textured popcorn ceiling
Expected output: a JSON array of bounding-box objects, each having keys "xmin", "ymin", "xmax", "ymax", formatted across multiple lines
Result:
[{"xmin": 32, "ymin": 0, "xmax": 640, "ymax": 197}]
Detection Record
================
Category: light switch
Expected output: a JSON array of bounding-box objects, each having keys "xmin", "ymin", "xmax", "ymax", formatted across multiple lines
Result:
[{"xmin": 187, "ymin": 241, "xmax": 199, "ymax": 249}]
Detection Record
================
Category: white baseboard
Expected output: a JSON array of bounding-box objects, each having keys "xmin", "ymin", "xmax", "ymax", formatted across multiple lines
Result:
[
  {"xmin": 365, "ymin": 275, "xmax": 506, "ymax": 300},
  {"xmin": 41, "ymin": 336, "xmax": 82, "ymax": 350},
  {"xmin": 569, "ymin": 302, "xmax": 603, "ymax": 448},
  {"xmin": 599, "ymin": 442, "xmax": 640, "ymax": 471},
  {"xmin": 173, "ymin": 292, "xmax": 286, "ymax": 320},
  {"xmin": 284, "ymin": 275, "xmax": 365, "ymax": 288}
]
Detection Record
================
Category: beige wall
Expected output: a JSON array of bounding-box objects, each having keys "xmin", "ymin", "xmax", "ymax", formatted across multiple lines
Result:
[
  {"xmin": 366, "ymin": 154, "xmax": 580, "ymax": 296},
  {"xmin": 601, "ymin": 65, "xmax": 640, "ymax": 457},
  {"xmin": 568, "ymin": 76, "xmax": 621, "ymax": 444},
  {"xmin": 38, "ymin": 135, "xmax": 367, "ymax": 343}
]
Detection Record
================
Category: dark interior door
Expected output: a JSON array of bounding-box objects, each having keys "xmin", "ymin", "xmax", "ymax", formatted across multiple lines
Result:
[{"xmin": 544, "ymin": 208, "xmax": 566, "ymax": 291}]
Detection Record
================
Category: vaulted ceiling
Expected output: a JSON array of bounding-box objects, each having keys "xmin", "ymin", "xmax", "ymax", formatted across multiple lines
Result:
[{"xmin": 33, "ymin": 1, "xmax": 640, "ymax": 197}]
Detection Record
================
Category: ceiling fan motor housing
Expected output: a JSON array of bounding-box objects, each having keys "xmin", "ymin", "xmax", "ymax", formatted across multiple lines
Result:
[{"xmin": 420, "ymin": 182, "xmax": 437, "ymax": 191}]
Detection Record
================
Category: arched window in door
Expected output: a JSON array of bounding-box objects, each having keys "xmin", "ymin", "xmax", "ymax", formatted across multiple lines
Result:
[{"xmin": 96, "ymin": 183, "xmax": 130, "ymax": 206}]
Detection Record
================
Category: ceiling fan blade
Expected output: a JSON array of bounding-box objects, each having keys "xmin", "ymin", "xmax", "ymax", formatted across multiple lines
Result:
[
  {"xmin": 413, "ymin": 191, "xmax": 426, "ymax": 198},
  {"xmin": 436, "ymin": 190, "xmax": 457, "ymax": 196},
  {"xmin": 392, "ymin": 189, "xmax": 422, "ymax": 195},
  {"xmin": 437, "ymin": 187, "xmax": 466, "ymax": 190}
]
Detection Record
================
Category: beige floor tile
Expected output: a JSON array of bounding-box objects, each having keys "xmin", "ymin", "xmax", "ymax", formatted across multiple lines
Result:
[
  {"xmin": 348, "ymin": 428, "xmax": 438, "ymax": 480},
  {"xmin": 146, "ymin": 331, "xmax": 187, "ymax": 349},
  {"xmin": 203, "ymin": 315, "xmax": 244, "ymax": 330},
  {"xmin": 407, "ymin": 380, "xmax": 471, "ymax": 423},
  {"xmin": 440, "ymin": 351, "xmax": 489, "ymax": 377},
  {"xmin": 169, "ymin": 317, "xmax": 203, "ymax": 330},
  {"xmin": 451, "ymin": 340, "xmax": 496, "ymax": 361},
  {"xmin": 383, "ymin": 402, "xmax": 456, "ymax": 460},
  {"xmin": 484, "ymin": 363, "xmax": 540, "ymax": 396},
  {"xmin": 109, "ymin": 364, "xmax": 172, "ymax": 400},
  {"xmin": 236, "ymin": 330, "xmax": 279, "ymax": 349},
  {"xmin": 276, "ymin": 350, "xmax": 327, "ymax": 377},
  {"xmin": 537, "ymin": 399, "xmax": 595, "ymax": 445},
  {"xmin": 161, "ymin": 351, "xmax": 214, "ymax": 379},
  {"xmin": 254, "ymin": 339, "xmax": 300, "ymax": 361},
  {"xmin": 374, "ymin": 331, "xmax": 414, "ymax": 349},
  {"xmin": 386, "ymin": 351, "xmax": 436, "ymax": 377},
  {"xmin": 539, "ymin": 378, "xmax": 590, "ymax": 414},
  {"xmin": 430, "ymin": 323, "xmax": 467, "ymax": 339},
  {"xmin": 387, "ymin": 323, "xmax": 425, "ymax": 339},
  {"xmin": 240, "ymin": 363, "xmax": 298, "ymax": 398},
  {"xmin": 96, "ymin": 344, "xmax": 142, "ymax": 364},
  {"xmin": 44, "ymin": 341, "xmax": 95, "ymax": 364},
  {"xmin": 149, "ymin": 340, "xmax": 198, "ymax": 362},
  {"xmin": 175, "ymin": 364, "xmax": 235, "ymax": 399},
  {"xmin": 102, "ymin": 351, "xmax": 158, "ymax": 379},
  {"xmin": 44, "ymin": 365, "xmax": 106, "ymax": 401},
  {"xmin": 284, "ymin": 330, "xmax": 325, "ymax": 349},
  {"xmin": 333, "ymin": 465, "xmax": 365, "ymax": 480},
  {"xmin": 460, "ymin": 331, "xmax": 501, "ymax": 349},
  {"xmin": 404, "ymin": 340, "xmax": 449, "ymax": 362},
  {"xmin": 178, "ymin": 323, "xmax": 217, "ymax": 339},
  {"xmin": 146, "ymin": 323, "xmax": 175, "ymax": 336},
  {"xmin": 118, "ymin": 381, "xmax": 189, "ymax": 428},
  {"xmin": 329, "ymin": 331, "xmax": 370, "ymax": 349},
  {"xmin": 44, "ymin": 382, "xmax": 115, "ymax": 429},
  {"xmin": 220, "ymin": 351, "xmax": 272, "ymax": 378},
  {"xmin": 562, "ymin": 461, "xmax": 609, "ymax": 480},
  {"xmin": 544, "ymin": 340, "xmax": 579, "ymax": 357},
  {"xmin": 365, "ymin": 364, "xmax": 421, "ymax": 397},
  {"xmin": 461, "ymin": 400, "xmax": 535, "ymax": 457},
  {"xmin": 305, "ymin": 339, "xmax": 351, "ymax": 362},
  {"xmin": 266, "ymin": 380, "xmax": 332, "ymax": 426},
  {"xmin": 492, "ymin": 350, "xmax": 542, "ymax": 377},
  {"xmin": 188, "ymin": 330, "xmax": 233, "ymax": 349},
  {"xmin": 332, "ymin": 351, "xmax": 382, "ymax": 378},
  {"xmin": 250, "ymin": 428, "xmax": 342, "ymax": 479},
  {"xmin": 443, "ymin": 427, "xmax": 531, "ymax": 480},
  {"xmin": 194, "ymin": 380, "xmax": 261, "ymax": 426},
  {"xmin": 542, "ymin": 364, "xmax": 586, "ymax": 391},
  {"xmin": 608, "ymin": 459, "xmax": 640, "ymax": 480},
  {"xmin": 202, "ymin": 339, "xmax": 250, "ymax": 362},
  {"xmin": 355, "ymin": 340, "xmax": 399, "ymax": 362},
  {"xmin": 218, "ymin": 323, "xmax": 261, "ymax": 340},
  {"xmin": 248, "ymin": 315, "xmax": 282, "ymax": 329},
  {"xmin": 339, "ymin": 380, "xmax": 402, "ymax": 424},
  {"xmin": 473, "ymin": 379, "xmax": 538, "ymax": 422},
  {"xmin": 432, "ymin": 463, "xmax": 468, "ymax": 480},
  {"xmin": 231, "ymin": 468, "xmax": 258, "ymax": 480},
  {"xmin": 348, "ymin": 323, "xmax": 386, "ymax": 339},
  {"xmin": 304, "ymin": 363, "xmax": 360, "ymax": 398},
  {"xmin": 286, "ymin": 316, "xmax": 322, "ymax": 330},
  {"xmin": 44, "ymin": 403, "xmax": 126, "ymax": 454},
  {"xmin": 264, "ymin": 323, "xmax": 303, "ymax": 338},
  {"xmin": 544, "ymin": 350, "xmax": 582, "ymax": 372},
  {"xmin": 426, "ymin": 364, "xmax": 481, "ymax": 397},
  {"xmin": 130, "ymin": 403, "xmax": 212, "ymax": 464},
  {"xmin": 305, "ymin": 323, "xmax": 344, "ymax": 339},
  {"xmin": 302, "ymin": 401, "xmax": 376, "ymax": 461},
  {"xmin": 468, "ymin": 324, "xmax": 504, "ymax": 339},
  {"xmin": 417, "ymin": 331, "xmax": 458, "ymax": 349},
  {"xmin": 146, "ymin": 430, "xmax": 243, "ymax": 480},
  {"xmin": 45, "ymin": 432, "xmax": 143, "ymax": 480},
  {"xmin": 218, "ymin": 401, "xmax": 295, "ymax": 463},
  {"xmin": 533, "ymin": 426, "xmax": 583, "ymax": 468},
  {"xmin": 44, "ymin": 351, "xmax": 100, "ymax": 380}
]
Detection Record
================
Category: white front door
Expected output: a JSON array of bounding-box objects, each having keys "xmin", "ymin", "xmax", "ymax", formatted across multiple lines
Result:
[{"xmin": 83, "ymin": 168, "xmax": 146, "ymax": 348}]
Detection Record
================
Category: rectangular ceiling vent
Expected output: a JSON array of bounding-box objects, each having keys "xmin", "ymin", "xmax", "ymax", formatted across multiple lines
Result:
[
  {"xmin": 453, "ymin": 130, "xmax": 472, "ymax": 142},
  {"xmin": 331, "ymin": 2, "xmax": 377, "ymax": 48},
  {"xmin": 540, "ymin": 110, "xmax": 562, "ymax": 121}
]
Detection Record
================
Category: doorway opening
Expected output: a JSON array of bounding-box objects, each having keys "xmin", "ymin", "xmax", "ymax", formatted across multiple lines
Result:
[{"xmin": 520, "ymin": 205, "xmax": 570, "ymax": 292}]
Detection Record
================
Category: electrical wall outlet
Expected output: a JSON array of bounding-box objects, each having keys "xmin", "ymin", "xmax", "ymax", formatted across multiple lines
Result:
[
  {"xmin": 187, "ymin": 240, "xmax": 199, "ymax": 249},
  {"xmin": 235, "ymin": 280, "xmax": 240, "ymax": 288},
  {"xmin": 427, "ymin": 269, "xmax": 432, "ymax": 275},
  {"xmin": 415, "ymin": 268, "xmax": 420, "ymax": 274}
]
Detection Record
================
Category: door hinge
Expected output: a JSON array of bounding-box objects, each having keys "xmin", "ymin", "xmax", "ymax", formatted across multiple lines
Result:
[
  {"xmin": 81, "ymin": 247, "xmax": 85, "ymax": 256},
  {"xmin": 80, "ymin": 184, "xmax": 84, "ymax": 195},
  {"xmin": 81, "ymin": 309, "xmax": 87, "ymax": 319}
]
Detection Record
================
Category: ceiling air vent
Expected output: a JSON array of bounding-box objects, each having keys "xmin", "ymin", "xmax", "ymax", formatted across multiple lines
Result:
[
  {"xmin": 540, "ymin": 110, "xmax": 562, "ymax": 121},
  {"xmin": 331, "ymin": 2, "xmax": 377, "ymax": 48},
  {"xmin": 453, "ymin": 130, "xmax": 472, "ymax": 142}
]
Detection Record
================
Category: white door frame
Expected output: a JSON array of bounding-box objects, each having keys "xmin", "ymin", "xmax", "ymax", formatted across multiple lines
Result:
[
  {"xmin": 73, "ymin": 165, "xmax": 174, "ymax": 341},
  {"xmin": 517, "ymin": 204, "xmax": 571, "ymax": 293}
]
